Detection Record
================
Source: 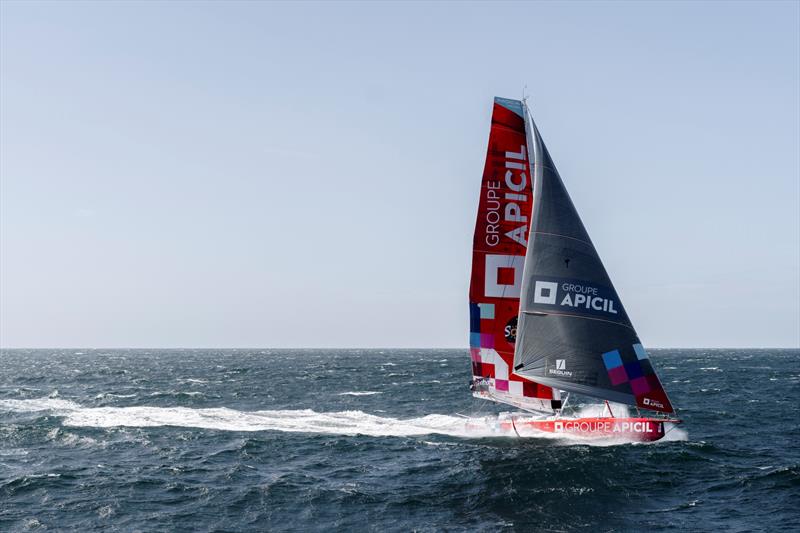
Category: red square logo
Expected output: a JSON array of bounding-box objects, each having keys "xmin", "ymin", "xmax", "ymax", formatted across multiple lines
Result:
[{"xmin": 496, "ymin": 267, "xmax": 515, "ymax": 285}]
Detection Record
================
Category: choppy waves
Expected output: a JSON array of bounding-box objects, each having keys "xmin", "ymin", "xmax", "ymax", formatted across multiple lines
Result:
[{"xmin": 1, "ymin": 348, "xmax": 797, "ymax": 532}]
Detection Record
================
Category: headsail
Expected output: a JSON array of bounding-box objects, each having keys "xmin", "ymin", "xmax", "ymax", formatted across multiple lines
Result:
[
  {"xmin": 469, "ymin": 97, "xmax": 559, "ymax": 412},
  {"xmin": 513, "ymin": 104, "xmax": 674, "ymax": 414}
]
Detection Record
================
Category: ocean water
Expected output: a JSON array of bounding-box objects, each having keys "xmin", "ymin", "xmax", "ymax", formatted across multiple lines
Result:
[{"xmin": 0, "ymin": 349, "xmax": 798, "ymax": 532}]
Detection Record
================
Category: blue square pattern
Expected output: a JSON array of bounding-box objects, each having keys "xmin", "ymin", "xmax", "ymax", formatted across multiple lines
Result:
[
  {"xmin": 602, "ymin": 349, "xmax": 623, "ymax": 370},
  {"xmin": 470, "ymin": 332, "xmax": 481, "ymax": 348},
  {"xmin": 633, "ymin": 343, "xmax": 649, "ymax": 360},
  {"xmin": 479, "ymin": 303, "xmax": 495, "ymax": 320}
]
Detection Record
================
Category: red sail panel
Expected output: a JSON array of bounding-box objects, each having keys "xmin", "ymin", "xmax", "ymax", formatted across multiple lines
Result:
[{"xmin": 469, "ymin": 98, "xmax": 555, "ymax": 406}]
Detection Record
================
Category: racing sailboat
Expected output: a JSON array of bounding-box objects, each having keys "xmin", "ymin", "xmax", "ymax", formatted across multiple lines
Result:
[{"xmin": 467, "ymin": 97, "xmax": 679, "ymax": 441}]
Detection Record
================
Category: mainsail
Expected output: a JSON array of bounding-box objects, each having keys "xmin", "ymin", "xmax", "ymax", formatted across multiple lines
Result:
[
  {"xmin": 469, "ymin": 97, "xmax": 559, "ymax": 412},
  {"xmin": 513, "ymin": 101, "xmax": 675, "ymax": 414}
]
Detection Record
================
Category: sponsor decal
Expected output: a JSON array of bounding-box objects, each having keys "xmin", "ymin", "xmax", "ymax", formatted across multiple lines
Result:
[
  {"xmin": 533, "ymin": 281, "xmax": 558, "ymax": 305},
  {"xmin": 532, "ymin": 279, "xmax": 621, "ymax": 318},
  {"xmin": 548, "ymin": 358, "xmax": 573, "ymax": 378},
  {"xmin": 553, "ymin": 420, "xmax": 655, "ymax": 434},
  {"xmin": 504, "ymin": 316, "xmax": 518, "ymax": 344},
  {"xmin": 484, "ymin": 255, "xmax": 524, "ymax": 298},
  {"xmin": 643, "ymin": 397, "xmax": 664, "ymax": 409},
  {"xmin": 484, "ymin": 145, "xmax": 530, "ymax": 248}
]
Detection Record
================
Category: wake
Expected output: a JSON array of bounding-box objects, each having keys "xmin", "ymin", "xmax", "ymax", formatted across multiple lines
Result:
[
  {"xmin": 0, "ymin": 398, "xmax": 687, "ymax": 443},
  {"xmin": 0, "ymin": 398, "xmax": 488, "ymax": 437}
]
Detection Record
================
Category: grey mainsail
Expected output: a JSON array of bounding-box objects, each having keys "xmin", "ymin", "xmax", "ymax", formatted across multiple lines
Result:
[{"xmin": 513, "ymin": 104, "xmax": 674, "ymax": 414}]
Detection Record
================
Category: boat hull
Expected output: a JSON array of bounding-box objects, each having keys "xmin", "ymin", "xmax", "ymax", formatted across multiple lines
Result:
[
  {"xmin": 523, "ymin": 417, "xmax": 668, "ymax": 442},
  {"xmin": 467, "ymin": 415, "xmax": 676, "ymax": 442}
]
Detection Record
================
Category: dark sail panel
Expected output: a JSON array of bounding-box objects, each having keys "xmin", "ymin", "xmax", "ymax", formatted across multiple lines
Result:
[{"xmin": 514, "ymin": 112, "xmax": 674, "ymax": 414}]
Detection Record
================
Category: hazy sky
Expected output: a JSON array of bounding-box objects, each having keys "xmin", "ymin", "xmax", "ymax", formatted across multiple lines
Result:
[{"xmin": 1, "ymin": 1, "xmax": 798, "ymax": 348}]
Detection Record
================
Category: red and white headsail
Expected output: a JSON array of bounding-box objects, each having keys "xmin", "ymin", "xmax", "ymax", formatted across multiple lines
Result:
[{"xmin": 469, "ymin": 97, "xmax": 559, "ymax": 412}]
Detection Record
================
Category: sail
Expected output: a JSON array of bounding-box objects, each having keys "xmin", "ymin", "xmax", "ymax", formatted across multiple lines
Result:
[
  {"xmin": 513, "ymin": 105, "xmax": 674, "ymax": 414},
  {"xmin": 469, "ymin": 97, "xmax": 559, "ymax": 412}
]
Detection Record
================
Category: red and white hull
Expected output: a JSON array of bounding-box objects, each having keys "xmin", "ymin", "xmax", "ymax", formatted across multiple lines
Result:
[{"xmin": 466, "ymin": 413, "xmax": 679, "ymax": 442}]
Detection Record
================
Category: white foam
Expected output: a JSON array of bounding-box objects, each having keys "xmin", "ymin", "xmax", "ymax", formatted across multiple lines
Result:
[
  {"xmin": 93, "ymin": 393, "xmax": 138, "ymax": 400},
  {"xmin": 0, "ymin": 398, "xmax": 481, "ymax": 437},
  {"xmin": 149, "ymin": 391, "xmax": 204, "ymax": 397},
  {"xmin": 0, "ymin": 398, "xmax": 687, "ymax": 443},
  {"xmin": 0, "ymin": 398, "xmax": 83, "ymax": 412},
  {"xmin": 661, "ymin": 423, "xmax": 689, "ymax": 442},
  {"xmin": 338, "ymin": 391, "xmax": 383, "ymax": 396}
]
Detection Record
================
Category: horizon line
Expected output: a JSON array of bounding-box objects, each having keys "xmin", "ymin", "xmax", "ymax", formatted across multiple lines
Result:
[{"xmin": 2, "ymin": 346, "xmax": 798, "ymax": 351}]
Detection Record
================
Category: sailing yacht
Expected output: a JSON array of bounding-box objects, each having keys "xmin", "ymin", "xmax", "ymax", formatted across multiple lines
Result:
[{"xmin": 467, "ymin": 97, "xmax": 680, "ymax": 441}]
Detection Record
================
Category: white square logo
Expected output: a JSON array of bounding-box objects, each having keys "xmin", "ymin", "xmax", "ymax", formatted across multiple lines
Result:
[
  {"xmin": 556, "ymin": 359, "xmax": 566, "ymax": 370},
  {"xmin": 554, "ymin": 422, "xmax": 563, "ymax": 432},
  {"xmin": 484, "ymin": 255, "xmax": 524, "ymax": 298},
  {"xmin": 533, "ymin": 281, "xmax": 558, "ymax": 304}
]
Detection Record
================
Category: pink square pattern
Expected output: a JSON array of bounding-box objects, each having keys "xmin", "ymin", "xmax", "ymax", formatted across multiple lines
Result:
[
  {"xmin": 630, "ymin": 376, "xmax": 651, "ymax": 395},
  {"xmin": 607, "ymin": 366, "xmax": 628, "ymax": 386},
  {"xmin": 480, "ymin": 333, "xmax": 494, "ymax": 348}
]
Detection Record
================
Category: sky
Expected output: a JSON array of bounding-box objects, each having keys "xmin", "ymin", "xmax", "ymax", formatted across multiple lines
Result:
[{"xmin": 1, "ymin": 1, "xmax": 798, "ymax": 348}]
